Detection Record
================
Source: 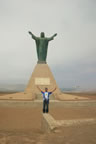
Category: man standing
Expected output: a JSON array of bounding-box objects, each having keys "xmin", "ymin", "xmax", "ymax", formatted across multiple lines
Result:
[{"xmin": 37, "ymin": 86, "xmax": 56, "ymax": 113}]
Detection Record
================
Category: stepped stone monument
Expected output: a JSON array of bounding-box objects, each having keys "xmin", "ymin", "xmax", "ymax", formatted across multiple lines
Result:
[{"xmin": 25, "ymin": 32, "xmax": 61, "ymax": 99}]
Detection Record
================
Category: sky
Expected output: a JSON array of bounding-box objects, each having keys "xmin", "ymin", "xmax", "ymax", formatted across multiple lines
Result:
[{"xmin": 0, "ymin": 0, "xmax": 96, "ymax": 90}]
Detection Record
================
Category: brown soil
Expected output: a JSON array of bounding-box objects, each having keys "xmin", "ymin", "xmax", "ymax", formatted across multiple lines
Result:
[
  {"xmin": 50, "ymin": 107, "xmax": 96, "ymax": 120},
  {"xmin": 43, "ymin": 123, "xmax": 96, "ymax": 144},
  {"xmin": 0, "ymin": 92, "xmax": 96, "ymax": 143},
  {"xmin": 0, "ymin": 123, "xmax": 96, "ymax": 144},
  {"xmin": 1, "ymin": 106, "xmax": 95, "ymax": 131},
  {"xmin": 0, "ymin": 107, "xmax": 42, "ymax": 130}
]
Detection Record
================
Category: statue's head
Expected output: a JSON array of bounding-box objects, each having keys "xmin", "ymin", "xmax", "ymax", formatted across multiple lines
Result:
[{"xmin": 40, "ymin": 32, "xmax": 45, "ymax": 38}]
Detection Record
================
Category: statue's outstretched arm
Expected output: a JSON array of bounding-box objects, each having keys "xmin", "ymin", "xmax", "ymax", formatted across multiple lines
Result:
[
  {"xmin": 28, "ymin": 31, "xmax": 37, "ymax": 40},
  {"xmin": 47, "ymin": 33, "xmax": 57, "ymax": 41}
]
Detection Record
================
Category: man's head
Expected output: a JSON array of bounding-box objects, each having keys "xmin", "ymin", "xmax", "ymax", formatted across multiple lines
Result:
[
  {"xmin": 40, "ymin": 32, "xmax": 45, "ymax": 38},
  {"xmin": 45, "ymin": 87, "xmax": 48, "ymax": 92}
]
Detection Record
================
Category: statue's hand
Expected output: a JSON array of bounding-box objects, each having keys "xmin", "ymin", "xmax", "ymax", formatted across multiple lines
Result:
[
  {"xmin": 28, "ymin": 31, "xmax": 32, "ymax": 35},
  {"xmin": 54, "ymin": 33, "xmax": 57, "ymax": 37}
]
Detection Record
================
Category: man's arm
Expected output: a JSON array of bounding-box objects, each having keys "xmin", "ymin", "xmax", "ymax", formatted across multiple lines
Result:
[
  {"xmin": 37, "ymin": 86, "xmax": 44, "ymax": 92},
  {"xmin": 51, "ymin": 87, "xmax": 57, "ymax": 93},
  {"xmin": 47, "ymin": 33, "xmax": 57, "ymax": 41},
  {"xmin": 28, "ymin": 31, "xmax": 37, "ymax": 40}
]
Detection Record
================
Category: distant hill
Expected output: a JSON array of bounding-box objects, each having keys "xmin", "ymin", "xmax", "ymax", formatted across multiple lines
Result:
[
  {"xmin": 61, "ymin": 87, "xmax": 96, "ymax": 93},
  {"xmin": 0, "ymin": 84, "xmax": 26, "ymax": 92}
]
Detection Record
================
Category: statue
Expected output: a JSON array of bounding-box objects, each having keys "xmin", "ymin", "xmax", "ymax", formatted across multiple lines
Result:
[{"xmin": 28, "ymin": 31, "xmax": 57, "ymax": 63}]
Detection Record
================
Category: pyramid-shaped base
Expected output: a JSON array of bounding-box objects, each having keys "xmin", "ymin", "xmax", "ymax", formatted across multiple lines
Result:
[{"xmin": 25, "ymin": 64, "xmax": 61, "ymax": 99}]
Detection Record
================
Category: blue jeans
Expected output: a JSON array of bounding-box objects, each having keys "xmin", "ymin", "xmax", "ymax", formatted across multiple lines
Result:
[{"xmin": 43, "ymin": 99, "xmax": 49, "ymax": 113}]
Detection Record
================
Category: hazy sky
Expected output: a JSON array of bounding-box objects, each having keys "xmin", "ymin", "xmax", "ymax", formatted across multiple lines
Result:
[{"xmin": 0, "ymin": 0, "xmax": 96, "ymax": 89}]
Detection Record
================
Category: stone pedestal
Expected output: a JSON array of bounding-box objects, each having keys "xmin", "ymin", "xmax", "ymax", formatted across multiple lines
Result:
[{"xmin": 25, "ymin": 64, "xmax": 61, "ymax": 99}]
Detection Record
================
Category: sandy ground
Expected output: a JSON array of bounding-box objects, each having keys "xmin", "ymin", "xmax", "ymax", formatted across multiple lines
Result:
[
  {"xmin": 50, "ymin": 107, "xmax": 96, "ymax": 120},
  {"xmin": 43, "ymin": 124, "xmax": 96, "ymax": 144},
  {"xmin": 0, "ymin": 106, "xmax": 96, "ymax": 143},
  {"xmin": 0, "ymin": 107, "xmax": 42, "ymax": 130},
  {"xmin": 0, "ymin": 92, "xmax": 96, "ymax": 143},
  {"xmin": 0, "ymin": 124, "xmax": 96, "ymax": 144},
  {"xmin": 0, "ymin": 107, "xmax": 96, "ymax": 130},
  {"xmin": 0, "ymin": 92, "xmax": 36, "ymax": 100},
  {"xmin": 64, "ymin": 92, "xmax": 96, "ymax": 99}
]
